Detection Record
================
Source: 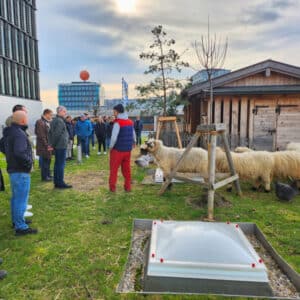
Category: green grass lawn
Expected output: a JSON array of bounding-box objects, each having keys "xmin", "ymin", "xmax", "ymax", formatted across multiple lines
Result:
[{"xmin": 0, "ymin": 148, "xmax": 299, "ymax": 300}]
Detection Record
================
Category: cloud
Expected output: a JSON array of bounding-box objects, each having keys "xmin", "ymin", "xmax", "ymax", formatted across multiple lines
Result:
[{"xmin": 37, "ymin": 0, "xmax": 300, "ymax": 107}]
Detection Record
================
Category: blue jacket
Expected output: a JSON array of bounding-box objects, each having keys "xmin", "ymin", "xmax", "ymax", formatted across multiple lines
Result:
[
  {"xmin": 1, "ymin": 124, "xmax": 33, "ymax": 173},
  {"xmin": 75, "ymin": 119, "xmax": 92, "ymax": 138}
]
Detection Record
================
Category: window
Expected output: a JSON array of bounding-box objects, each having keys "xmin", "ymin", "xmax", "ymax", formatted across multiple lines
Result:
[
  {"xmin": 0, "ymin": 58, "xmax": 5, "ymax": 94},
  {"xmin": 6, "ymin": 0, "xmax": 11, "ymax": 22},
  {"xmin": 7, "ymin": 24, "xmax": 12, "ymax": 59},
  {"xmin": 9, "ymin": 0, "xmax": 14, "ymax": 24},
  {"xmin": 0, "ymin": 20, "xmax": 4, "ymax": 56},
  {"xmin": 18, "ymin": 65, "xmax": 24, "ymax": 97},
  {"xmin": 15, "ymin": 0, "xmax": 20, "ymax": 28},
  {"xmin": 13, "ymin": 62, "xmax": 19, "ymax": 96},
  {"xmin": 14, "ymin": 28, "xmax": 19, "ymax": 62},
  {"xmin": 6, "ymin": 60, "xmax": 13, "ymax": 95},
  {"xmin": 11, "ymin": 27, "xmax": 16, "ymax": 60},
  {"xmin": 18, "ymin": 31, "xmax": 24, "ymax": 63},
  {"xmin": 2, "ymin": 0, "xmax": 7, "ymax": 19}
]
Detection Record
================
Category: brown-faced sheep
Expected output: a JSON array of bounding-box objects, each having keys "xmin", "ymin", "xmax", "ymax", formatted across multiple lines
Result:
[
  {"xmin": 215, "ymin": 148, "xmax": 274, "ymax": 191},
  {"xmin": 140, "ymin": 139, "xmax": 208, "ymax": 177}
]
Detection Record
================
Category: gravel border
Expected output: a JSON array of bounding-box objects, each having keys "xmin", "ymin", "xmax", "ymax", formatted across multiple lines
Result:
[{"xmin": 118, "ymin": 226, "xmax": 299, "ymax": 298}]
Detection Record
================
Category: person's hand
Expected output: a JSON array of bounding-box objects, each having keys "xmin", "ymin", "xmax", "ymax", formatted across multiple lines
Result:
[{"xmin": 47, "ymin": 145, "xmax": 54, "ymax": 151}]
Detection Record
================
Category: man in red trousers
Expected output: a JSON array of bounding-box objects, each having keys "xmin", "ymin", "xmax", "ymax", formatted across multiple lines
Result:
[{"xmin": 109, "ymin": 104, "xmax": 135, "ymax": 192}]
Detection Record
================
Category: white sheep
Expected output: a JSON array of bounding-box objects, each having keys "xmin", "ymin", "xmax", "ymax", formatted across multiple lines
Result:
[
  {"xmin": 234, "ymin": 146, "xmax": 253, "ymax": 153},
  {"xmin": 271, "ymin": 150, "xmax": 300, "ymax": 181},
  {"xmin": 215, "ymin": 148, "xmax": 274, "ymax": 192},
  {"xmin": 140, "ymin": 139, "xmax": 208, "ymax": 177},
  {"xmin": 286, "ymin": 142, "xmax": 300, "ymax": 152}
]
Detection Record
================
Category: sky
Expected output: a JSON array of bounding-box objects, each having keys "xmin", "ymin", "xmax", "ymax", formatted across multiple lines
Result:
[{"xmin": 38, "ymin": 0, "xmax": 300, "ymax": 107}]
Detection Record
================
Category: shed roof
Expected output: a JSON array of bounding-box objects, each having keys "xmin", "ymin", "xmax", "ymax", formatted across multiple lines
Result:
[{"xmin": 187, "ymin": 59, "xmax": 300, "ymax": 97}]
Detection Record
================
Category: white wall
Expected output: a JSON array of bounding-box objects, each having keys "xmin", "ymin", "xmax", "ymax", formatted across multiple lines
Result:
[{"xmin": 0, "ymin": 95, "xmax": 43, "ymax": 136}]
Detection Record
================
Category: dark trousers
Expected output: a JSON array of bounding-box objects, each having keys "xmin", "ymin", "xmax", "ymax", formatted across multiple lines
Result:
[
  {"xmin": 79, "ymin": 136, "xmax": 89, "ymax": 155},
  {"xmin": 54, "ymin": 149, "xmax": 66, "ymax": 187},
  {"xmin": 135, "ymin": 131, "xmax": 142, "ymax": 145},
  {"xmin": 89, "ymin": 133, "xmax": 95, "ymax": 147},
  {"xmin": 97, "ymin": 137, "xmax": 106, "ymax": 152},
  {"xmin": 40, "ymin": 157, "xmax": 51, "ymax": 180}
]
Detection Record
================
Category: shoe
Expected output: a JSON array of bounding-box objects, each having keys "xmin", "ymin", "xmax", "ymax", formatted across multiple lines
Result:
[
  {"xmin": 97, "ymin": 152, "xmax": 101, "ymax": 155},
  {"xmin": 42, "ymin": 177, "xmax": 52, "ymax": 182},
  {"xmin": 55, "ymin": 184, "xmax": 72, "ymax": 189},
  {"xmin": 12, "ymin": 219, "xmax": 32, "ymax": 228},
  {"xmin": 15, "ymin": 227, "xmax": 38, "ymax": 236},
  {"xmin": 109, "ymin": 189, "xmax": 116, "ymax": 193},
  {"xmin": 0, "ymin": 258, "xmax": 2, "ymax": 264},
  {"xmin": 24, "ymin": 211, "xmax": 33, "ymax": 217},
  {"xmin": 104, "ymin": 152, "xmax": 107, "ymax": 154},
  {"xmin": 85, "ymin": 155, "xmax": 89, "ymax": 158},
  {"xmin": 125, "ymin": 189, "xmax": 131, "ymax": 193},
  {"xmin": 93, "ymin": 146, "xmax": 95, "ymax": 150},
  {"xmin": 0, "ymin": 270, "xmax": 7, "ymax": 280},
  {"xmin": 27, "ymin": 204, "xmax": 32, "ymax": 210}
]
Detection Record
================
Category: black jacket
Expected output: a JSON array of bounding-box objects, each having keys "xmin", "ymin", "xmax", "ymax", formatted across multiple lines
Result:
[
  {"xmin": 66, "ymin": 121, "xmax": 75, "ymax": 140},
  {"xmin": 95, "ymin": 122, "xmax": 106, "ymax": 139},
  {"xmin": 2, "ymin": 124, "xmax": 33, "ymax": 173},
  {"xmin": 106, "ymin": 122, "xmax": 114, "ymax": 138}
]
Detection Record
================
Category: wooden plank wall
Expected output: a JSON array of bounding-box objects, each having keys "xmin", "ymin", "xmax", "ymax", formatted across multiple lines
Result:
[{"xmin": 240, "ymin": 97, "xmax": 248, "ymax": 146}]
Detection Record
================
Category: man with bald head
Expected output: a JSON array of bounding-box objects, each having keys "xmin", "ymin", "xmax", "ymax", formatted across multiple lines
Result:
[{"xmin": 1, "ymin": 111, "xmax": 38, "ymax": 236}]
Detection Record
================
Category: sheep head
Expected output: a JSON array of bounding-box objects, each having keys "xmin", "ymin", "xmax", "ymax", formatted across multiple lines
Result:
[{"xmin": 140, "ymin": 139, "xmax": 162, "ymax": 154}]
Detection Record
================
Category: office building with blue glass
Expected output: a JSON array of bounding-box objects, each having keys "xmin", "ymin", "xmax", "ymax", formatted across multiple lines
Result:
[{"xmin": 58, "ymin": 81, "xmax": 100, "ymax": 117}]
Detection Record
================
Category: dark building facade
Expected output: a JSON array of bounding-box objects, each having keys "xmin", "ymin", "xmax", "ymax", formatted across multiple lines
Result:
[{"xmin": 0, "ymin": 0, "xmax": 40, "ymax": 100}]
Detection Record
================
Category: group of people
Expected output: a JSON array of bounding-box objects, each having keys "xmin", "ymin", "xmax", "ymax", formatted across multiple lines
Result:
[{"xmin": 0, "ymin": 103, "xmax": 140, "ymax": 279}]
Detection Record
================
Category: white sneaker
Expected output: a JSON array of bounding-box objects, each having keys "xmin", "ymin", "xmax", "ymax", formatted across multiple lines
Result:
[
  {"xmin": 97, "ymin": 152, "xmax": 101, "ymax": 155},
  {"xmin": 104, "ymin": 152, "xmax": 107, "ymax": 154},
  {"xmin": 24, "ymin": 211, "xmax": 33, "ymax": 217},
  {"xmin": 27, "ymin": 204, "xmax": 32, "ymax": 210},
  {"xmin": 85, "ymin": 155, "xmax": 89, "ymax": 158},
  {"xmin": 93, "ymin": 146, "xmax": 95, "ymax": 150}
]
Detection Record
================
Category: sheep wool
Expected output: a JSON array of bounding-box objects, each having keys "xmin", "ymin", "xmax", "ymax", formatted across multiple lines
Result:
[
  {"xmin": 215, "ymin": 148, "xmax": 274, "ymax": 191},
  {"xmin": 286, "ymin": 142, "xmax": 300, "ymax": 152},
  {"xmin": 143, "ymin": 139, "xmax": 208, "ymax": 177},
  {"xmin": 271, "ymin": 150, "xmax": 300, "ymax": 180}
]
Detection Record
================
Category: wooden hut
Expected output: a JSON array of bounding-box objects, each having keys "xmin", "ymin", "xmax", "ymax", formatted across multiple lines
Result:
[{"xmin": 184, "ymin": 59, "xmax": 300, "ymax": 150}]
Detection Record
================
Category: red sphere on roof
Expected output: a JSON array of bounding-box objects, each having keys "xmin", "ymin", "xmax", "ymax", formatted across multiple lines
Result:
[{"xmin": 80, "ymin": 70, "xmax": 90, "ymax": 81}]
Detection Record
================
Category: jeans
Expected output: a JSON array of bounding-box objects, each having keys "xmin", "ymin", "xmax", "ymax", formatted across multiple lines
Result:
[
  {"xmin": 79, "ymin": 136, "xmax": 89, "ymax": 155},
  {"xmin": 66, "ymin": 140, "xmax": 73, "ymax": 158},
  {"xmin": 9, "ymin": 173, "xmax": 30, "ymax": 230},
  {"xmin": 106, "ymin": 137, "xmax": 111, "ymax": 150},
  {"xmin": 89, "ymin": 133, "xmax": 95, "ymax": 147},
  {"xmin": 54, "ymin": 149, "xmax": 66, "ymax": 187},
  {"xmin": 40, "ymin": 157, "xmax": 51, "ymax": 180}
]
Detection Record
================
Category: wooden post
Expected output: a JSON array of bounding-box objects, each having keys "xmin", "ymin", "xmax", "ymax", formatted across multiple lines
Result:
[
  {"xmin": 158, "ymin": 132, "xmax": 200, "ymax": 195},
  {"xmin": 156, "ymin": 116, "xmax": 182, "ymax": 149},
  {"xmin": 174, "ymin": 121, "xmax": 182, "ymax": 149},
  {"xmin": 207, "ymin": 133, "xmax": 217, "ymax": 220},
  {"xmin": 221, "ymin": 131, "xmax": 242, "ymax": 196}
]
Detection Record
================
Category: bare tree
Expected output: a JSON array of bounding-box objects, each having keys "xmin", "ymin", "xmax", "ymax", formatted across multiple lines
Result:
[{"xmin": 192, "ymin": 19, "xmax": 228, "ymax": 124}]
